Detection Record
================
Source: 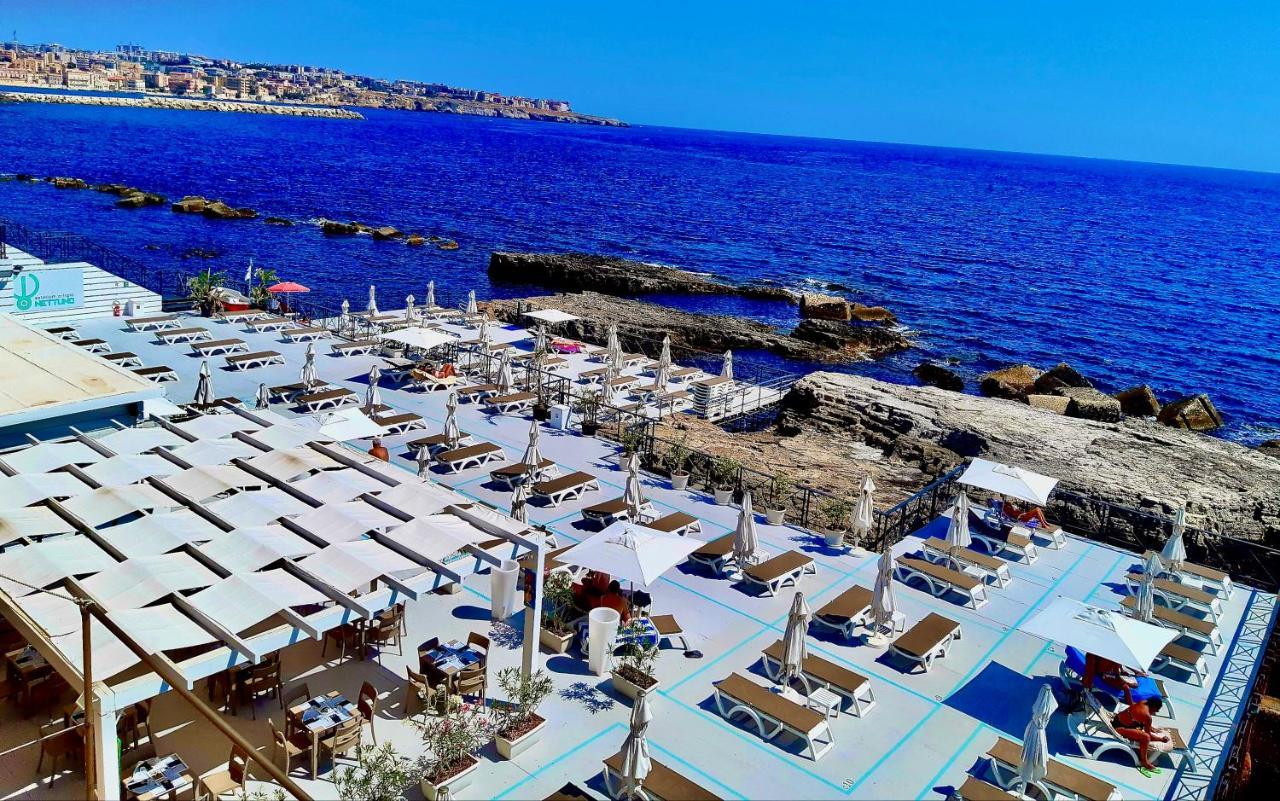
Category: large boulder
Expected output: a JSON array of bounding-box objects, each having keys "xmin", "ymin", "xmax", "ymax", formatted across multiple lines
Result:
[
  {"xmin": 1158, "ymin": 394, "xmax": 1224, "ymax": 431},
  {"xmin": 1114, "ymin": 385, "xmax": 1161, "ymax": 417},
  {"xmin": 371, "ymin": 226, "xmax": 403, "ymax": 240},
  {"xmin": 1033, "ymin": 362, "xmax": 1093, "ymax": 394},
  {"xmin": 913, "ymin": 362, "xmax": 964, "ymax": 392},
  {"xmin": 1027, "ymin": 395, "xmax": 1070, "ymax": 415},
  {"xmin": 790, "ymin": 319, "xmax": 911, "ymax": 360},
  {"xmin": 263, "ymin": 216, "xmax": 293, "ymax": 226},
  {"xmin": 320, "ymin": 219, "xmax": 360, "ymax": 235},
  {"xmin": 1055, "ymin": 386, "xmax": 1122, "ymax": 423},
  {"xmin": 49, "ymin": 176, "xmax": 88, "ymax": 189},
  {"xmin": 979, "ymin": 364, "xmax": 1043, "ymax": 401},
  {"xmin": 799, "ymin": 293, "xmax": 852, "ymax": 321},
  {"xmin": 438, "ymin": 239, "xmax": 459, "ymax": 250},
  {"xmin": 405, "ymin": 233, "xmax": 425, "ymax": 246},
  {"xmin": 114, "ymin": 190, "xmax": 166, "ymax": 209},
  {"xmin": 234, "ymin": 207, "xmax": 257, "ymax": 219},
  {"xmin": 851, "ymin": 304, "xmax": 898, "ymax": 326},
  {"xmin": 171, "ymin": 196, "xmax": 207, "ymax": 213},
  {"xmin": 202, "ymin": 201, "xmax": 242, "ymax": 219},
  {"xmin": 1259, "ymin": 440, "xmax": 1280, "ymax": 460}
]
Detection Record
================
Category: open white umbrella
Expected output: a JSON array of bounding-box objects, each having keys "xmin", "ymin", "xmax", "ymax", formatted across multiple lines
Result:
[
  {"xmin": 658, "ymin": 335, "xmax": 672, "ymax": 373},
  {"xmin": 379, "ymin": 326, "xmax": 452, "ymax": 352},
  {"xmin": 733, "ymin": 490, "xmax": 759, "ymax": 569},
  {"xmin": 465, "ymin": 290, "xmax": 478, "ymax": 316},
  {"xmin": 619, "ymin": 689, "xmax": 653, "ymax": 799},
  {"xmin": 416, "ymin": 442, "xmax": 431, "ymax": 479},
  {"xmin": 510, "ymin": 482, "xmax": 529, "ymax": 525},
  {"xmin": 1018, "ymin": 684, "xmax": 1057, "ymax": 792},
  {"xmin": 1162, "ymin": 506, "xmax": 1188, "ymax": 572},
  {"xmin": 871, "ymin": 542, "xmax": 896, "ymax": 638},
  {"xmin": 559, "ymin": 521, "xmax": 701, "ymax": 587},
  {"xmin": 958, "ymin": 459, "xmax": 1058, "ymax": 507},
  {"xmin": 853, "ymin": 476, "xmax": 876, "ymax": 540},
  {"xmin": 946, "ymin": 493, "xmax": 972, "ymax": 553},
  {"xmin": 443, "ymin": 389, "xmax": 461, "ymax": 448},
  {"xmin": 1020, "ymin": 597, "xmax": 1175, "ymax": 670},
  {"xmin": 624, "ymin": 452, "xmax": 646, "ymax": 520},
  {"xmin": 721, "ymin": 350, "xmax": 734, "ymax": 381},
  {"xmin": 496, "ymin": 349, "xmax": 514, "ymax": 393},
  {"xmin": 521, "ymin": 418, "xmax": 542, "ymax": 467},
  {"xmin": 367, "ymin": 284, "xmax": 378, "ymax": 315},
  {"xmin": 426, "ymin": 280, "xmax": 436, "ymax": 309},
  {"xmin": 405, "ymin": 294, "xmax": 415, "ymax": 321},
  {"xmin": 193, "ymin": 360, "xmax": 214, "ymax": 405},
  {"xmin": 365, "ymin": 365, "xmax": 382, "ymax": 410},
  {"xmin": 778, "ymin": 591, "xmax": 811, "ymax": 693},
  {"xmin": 255, "ymin": 383, "xmax": 270, "ymax": 410},
  {"xmin": 300, "ymin": 342, "xmax": 317, "ymax": 385}
]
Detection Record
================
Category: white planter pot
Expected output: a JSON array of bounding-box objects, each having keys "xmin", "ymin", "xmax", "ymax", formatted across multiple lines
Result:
[
  {"xmin": 670, "ymin": 472, "xmax": 690, "ymax": 491},
  {"xmin": 420, "ymin": 755, "xmax": 479, "ymax": 800},
  {"xmin": 588, "ymin": 607, "xmax": 621, "ymax": 676},
  {"xmin": 495, "ymin": 715, "xmax": 547, "ymax": 760},
  {"xmin": 611, "ymin": 669, "xmax": 661, "ymax": 701},
  {"xmin": 765, "ymin": 508, "xmax": 787, "ymax": 525},
  {"xmin": 539, "ymin": 627, "xmax": 575, "ymax": 654},
  {"xmin": 713, "ymin": 488, "xmax": 734, "ymax": 505},
  {"xmin": 490, "ymin": 559, "xmax": 519, "ymax": 620},
  {"xmin": 824, "ymin": 530, "xmax": 848, "ymax": 548}
]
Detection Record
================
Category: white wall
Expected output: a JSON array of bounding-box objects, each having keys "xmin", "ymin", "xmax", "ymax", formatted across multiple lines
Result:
[{"xmin": 0, "ymin": 261, "xmax": 163, "ymax": 324}]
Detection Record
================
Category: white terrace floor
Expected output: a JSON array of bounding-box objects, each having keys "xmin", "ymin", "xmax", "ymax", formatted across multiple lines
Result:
[{"xmin": 3, "ymin": 311, "xmax": 1274, "ymax": 801}]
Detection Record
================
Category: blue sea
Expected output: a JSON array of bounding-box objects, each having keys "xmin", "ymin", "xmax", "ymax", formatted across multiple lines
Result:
[{"xmin": 2, "ymin": 100, "xmax": 1278, "ymax": 444}]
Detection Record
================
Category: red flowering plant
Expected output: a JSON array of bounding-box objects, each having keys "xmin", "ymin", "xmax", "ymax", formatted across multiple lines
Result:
[{"xmin": 414, "ymin": 700, "xmax": 497, "ymax": 784}]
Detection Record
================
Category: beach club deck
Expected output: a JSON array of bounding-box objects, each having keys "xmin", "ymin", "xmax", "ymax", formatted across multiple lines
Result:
[{"xmin": 0, "ymin": 309, "xmax": 1274, "ymax": 801}]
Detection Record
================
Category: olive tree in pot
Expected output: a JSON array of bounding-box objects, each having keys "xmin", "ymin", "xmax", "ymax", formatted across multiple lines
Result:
[
  {"xmin": 574, "ymin": 388, "xmax": 604, "ymax": 436},
  {"xmin": 665, "ymin": 435, "xmax": 692, "ymax": 491},
  {"xmin": 538, "ymin": 571, "xmax": 578, "ymax": 654},
  {"xmin": 415, "ymin": 701, "xmax": 496, "ymax": 800},
  {"xmin": 763, "ymin": 472, "xmax": 793, "ymax": 525},
  {"xmin": 493, "ymin": 667, "xmax": 554, "ymax": 759},
  {"xmin": 710, "ymin": 456, "xmax": 740, "ymax": 505},
  {"xmin": 610, "ymin": 620, "xmax": 661, "ymax": 701},
  {"xmin": 819, "ymin": 497, "xmax": 853, "ymax": 548},
  {"xmin": 530, "ymin": 343, "xmax": 553, "ymax": 421},
  {"xmin": 334, "ymin": 742, "xmax": 416, "ymax": 801}
]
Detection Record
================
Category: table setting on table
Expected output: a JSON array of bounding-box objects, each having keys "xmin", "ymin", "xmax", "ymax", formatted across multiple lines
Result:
[
  {"xmin": 123, "ymin": 753, "xmax": 192, "ymax": 801},
  {"xmin": 419, "ymin": 639, "xmax": 483, "ymax": 675},
  {"xmin": 287, "ymin": 691, "xmax": 357, "ymax": 777}
]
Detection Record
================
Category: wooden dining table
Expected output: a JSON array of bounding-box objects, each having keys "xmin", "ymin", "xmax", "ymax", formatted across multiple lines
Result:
[
  {"xmin": 122, "ymin": 753, "xmax": 193, "ymax": 801},
  {"xmin": 286, "ymin": 691, "xmax": 358, "ymax": 778}
]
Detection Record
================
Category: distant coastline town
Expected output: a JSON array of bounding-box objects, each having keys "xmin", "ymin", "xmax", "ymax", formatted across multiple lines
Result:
[{"xmin": 0, "ymin": 40, "xmax": 626, "ymax": 125}]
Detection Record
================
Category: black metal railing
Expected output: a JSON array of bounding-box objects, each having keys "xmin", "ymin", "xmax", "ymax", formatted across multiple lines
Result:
[{"xmin": 0, "ymin": 216, "xmax": 190, "ymax": 298}]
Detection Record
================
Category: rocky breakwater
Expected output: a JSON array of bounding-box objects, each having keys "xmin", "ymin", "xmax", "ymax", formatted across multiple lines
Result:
[
  {"xmin": 488, "ymin": 252, "xmax": 796, "ymax": 301},
  {"xmin": 779, "ymin": 372, "xmax": 1280, "ymax": 541},
  {"xmin": 1, "ymin": 91, "xmax": 363, "ymax": 119},
  {"xmin": 484, "ymin": 292, "xmax": 911, "ymax": 363}
]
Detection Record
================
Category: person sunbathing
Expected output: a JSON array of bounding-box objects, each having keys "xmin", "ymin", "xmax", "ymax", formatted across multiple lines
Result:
[
  {"xmin": 1083, "ymin": 652, "xmax": 1141, "ymax": 704},
  {"xmin": 435, "ymin": 363, "xmax": 457, "ymax": 378},
  {"xmin": 1114, "ymin": 697, "xmax": 1173, "ymax": 777},
  {"xmin": 1017, "ymin": 506, "xmax": 1051, "ymax": 528},
  {"xmin": 594, "ymin": 580, "xmax": 632, "ymax": 623}
]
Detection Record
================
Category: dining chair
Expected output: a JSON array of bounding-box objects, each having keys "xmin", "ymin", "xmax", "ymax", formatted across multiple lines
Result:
[
  {"xmin": 417, "ymin": 636, "xmax": 440, "ymax": 672},
  {"xmin": 319, "ymin": 716, "xmax": 363, "ymax": 772},
  {"xmin": 282, "ymin": 681, "xmax": 312, "ymax": 712},
  {"xmin": 365, "ymin": 617, "xmax": 402, "ymax": 663},
  {"xmin": 196, "ymin": 744, "xmax": 248, "ymax": 800},
  {"xmin": 322, "ymin": 623, "xmax": 362, "ymax": 663},
  {"xmin": 455, "ymin": 664, "xmax": 486, "ymax": 705},
  {"xmin": 403, "ymin": 666, "xmax": 431, "ymax": 719},
  {"xmin": 36, "ymin": 723, "xmax": 82, "ymax": 788},
  {"xmin": 269, "ymin": 716, "xmax": 312, "ymax": 776},
  {"xmin": 239, "ymin": 655, "xmax": 283, "ymax": 720},
  {"xmin": 357, "ymin": 681, "xmax": 379, "ymax": 743},
  {"xmin": 466, "ymin": 632, "xmax": 490, "ymax": 664},
  {"xmin": 118, "ymin": 740, "xmax": 157, "ymax": 798}
]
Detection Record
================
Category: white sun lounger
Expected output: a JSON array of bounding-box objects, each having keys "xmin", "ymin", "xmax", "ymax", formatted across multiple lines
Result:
[
  {"xmin": 1011, "ymin": 521, "xmax": 1067, "ymax": 550},
  {"xmin": 483, "ymin": 391, "xmax": 536, "ymax": 415},
  {"xmin": 132, "ymin": 365, "xmax": 179, "ymax": 383},
  {"xmin": 713, "ymin": 672, "xmax": 834, "ymax": 760},
  {"xmin": 741, "ymin": 552, "xmax": 815, "ymax": 597},
  {"xmin": 1153, "ymin": 640, "xmax": 1210, "ymax": 687},
  {"xmin": 1069, "ymin": 692, "xmax": 1195, "ymax": 774},
  {"xmin": 1125, "ymin": 572, "xmax": 1223, "ymax": 622},
  {"xmin": 296, "ymin": 387, "xmax": 358, "ymax": 412},
  {"xmin": 1145, "ymin": 552, "xmax": 1234, "ymax": 600},
  {"xmin": 646, "ymin": 511, "xmax": 701, "ymax": 537},
  {"xmin": 580, "ymin": 496, "xmax": 657, "ymax": 529},
  {"xmin": 73, "ymin": 338, "xmax": 112, "ymax": 354},
  {"xmin": 895, "ymin": 557, "xmax": 989, "ymax": 609},
  {"xmin": 226, "ymin": 350, "xmax": 285, "ymax": 371},
  {"xmin": 889, "ymin": 613, "xmax": 962, "ymax": 674},
  {"xmin": 215, "ymin": 309, "xmax": 272, "ymax": 323},
  {"xmin": 126, "ymin": 314, "xmax": 179, "ymax": 331},
  {"xmin": 986, "ymin": 738, "xmax": 1121, "ymax": 801},
  {"xmin": 372, "ymin": 411, "xmax": 427, "ymax": 436},
  {"xmin": 761, "ymin": 640, "xmax": 877, "ymax": 717},
  {"xmin": 246, "ymin": 316, "xmax": 293, "ymax": 332},
  {"xmin": 408, "ymin": 371, "xmax": 461, "ymax": 393},
  {"xmin": 687, "ymin": 533, "xmax": 735, "ymax": 575},
  {"xmin": 192, "ymin": 338, "xmax": 250, "ymax": 357},
  {"xmin": 43, "ymin": 325, "xmax": 80, "ymax": 340},
  {"xmin": 489, "ymin": 459, "xmax": 558, "ymax": 491},
  {"xmin": 156, "ymin": 327, "xmax": 213, "ymax": 345},
  {"xmin": 283, "ymin": 326, "xmax": 332, "ymax": 343},
  {"xmin": 811, "ymin": 585, "xmax": 874, "ymax": 640},
  {"xmin": 331, "ymin": 339, "xmax": 380, "ymax": 356},
  {"xmin": 436, "ymin": 442, "xmax": 505, "ymax": 473},
  {"xmin": 922, "ymin": 538, "xmax": 1011, "ymax": 588},
  {"xmin": 1120, "ymin": 596, "xmax": 1221, "ymax": 654},
  {"xmin": 102, "ymin": 351, "xmax": 142, "ymax": 368},
  {"xmin": 532, "ymin": 471, "xmax": 600, "ymax": 507},
  {"xmin": 970, "ymin": 513, "xmax": 1039, "ymax": 563}
]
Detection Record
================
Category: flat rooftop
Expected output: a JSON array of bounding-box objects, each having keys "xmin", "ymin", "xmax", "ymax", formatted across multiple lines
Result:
[{"xmin": 1, "ymin": 309, "xmax": 1273, "ymax": 801}]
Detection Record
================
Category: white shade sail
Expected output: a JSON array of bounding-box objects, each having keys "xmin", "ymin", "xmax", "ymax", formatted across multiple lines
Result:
[
  {"xmin": 82, "ymin": 553, "xmax": 220, "ymax": 608},
  {"xmin": 169, "ymin": 438, "xmax": 260, "ymax": 467},
  {"xmin": 187, "ymin": 570, "xmax": 327, "ymax": 634},
  {"xmin": 244, "ymin": 447, "xmax": 340, "ymax": 480},
  {"xmin": 0, "ymin": 472, "xmax": 92, "ymax": 509},
  {"xmin": 199, "ymin": 524, "xmax": 318, "ymax": 573},
  {"xmin": 522, "ymin": 308, "xmax": 580, "ymax": 324},
  {"xmin": 379, "ymin": 327, "xmax": 453, "ymax": 351},
  {"xmin": 451, "ymin": 502, "xmax": 531, "ymax": 538},
  {"xmin": 250, "ymin": 422, "xmax": 330, "ymax": 451},
  {"xmin": 98, "ymin": 511, "xmax": 224, "ymax": 558},
  {"xmin": 175, "ymin": 415, "xmax": 260, "ymax": 441},
  {"xmin": 293, "ymin": 407, "xmax": 385, "ymax": 442},
  {"xmin": 559, "ymin": 522, "xmax": 701, "ymax": 587},
  {"xmin": 293, "ymin": 469, "xmax": 389, "ymax": 505},
  {"xmin": 164, "ymin": 464, "xmax": 264, "ymax": 501},
  {"xmin": 62, "ymin": 484, "xmax": 178, "ymax": 527},
  {"xmin": 0, "ymin": 441, "xmax": 102, "ymax": 473},
  {"xmin": 293, "ymin": 501, "xmax": 399, "ymax": 544},
  {"xmin": 374, "ymin": 481, "xmax": 463, "ymax": 519},
  {"xmin": 0, "ymin": 537, "xmax": 117, "ymax": 597},
  {"xmin": 382, "ymin": 516, "xmax": 491, "ymax": 563},
  {"xmin": 297, "ymin": 540, "xmax": 419, "ymax": 593},
  {"xmin": 207, "ymin": 488, "xmax": 311, "ymax": 528},
  {"xmin": 1019, "ymin": 596, "xmax": 1176, "ymax": 670},
  {"xmin": 114, "ymin": 604, "xmax": 218, "ymax": 657},
  {"xmin": 958, "ymin": 459, "xmax": 1059, "ymax": 507},
  {"xmin": 82, "ymin": 454, "xmax": 181, "ymax": 487},
  {"xmin": 97, "ymin": 427, "xmax": 185, "ymax": 455},
  {"xmin": 0, "ymin": 506, "xmax": 75, "ymax": 546}
]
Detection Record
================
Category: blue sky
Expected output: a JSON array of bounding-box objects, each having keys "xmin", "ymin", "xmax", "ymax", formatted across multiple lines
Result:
[{"xmin": 8, "ymin": 1, "xmax": 1276, "ymax": 171}]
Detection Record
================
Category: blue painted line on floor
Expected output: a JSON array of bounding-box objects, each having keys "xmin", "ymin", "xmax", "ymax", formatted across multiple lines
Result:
[
  {"xmin": 492, "ymin": 722, "xmax": 624, "ymax": 799},
  {"xmin": 650, "ymin": 740, "xmax": 749, "ymax": 800},
  {"xmin": 913, "ymin": 721, "xmax": 985, "ymax": 800},
  {"xmin": 1082, "ymin": 551, "xmax": 1128, "ymax": 603}
]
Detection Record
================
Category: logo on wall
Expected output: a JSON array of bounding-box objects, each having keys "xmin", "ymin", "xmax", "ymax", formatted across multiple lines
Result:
[
  {"xmin": 13, "ymin": 273, "xmax": 40, "ymax": 311},
  {"xmin": 9, "ymin": 269, "xmax": 84, "ymax": 313}
]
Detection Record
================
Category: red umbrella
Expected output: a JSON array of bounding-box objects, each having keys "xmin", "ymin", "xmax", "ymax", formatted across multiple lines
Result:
[{"xmin": 267, "ymin": 281, "xmax": 310, "ymax": 294}]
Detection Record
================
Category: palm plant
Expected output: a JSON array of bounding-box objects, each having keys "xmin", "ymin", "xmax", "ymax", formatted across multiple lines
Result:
[
  {"xmin": 186, "ymin": 268, "xmax": 227, "ymax": 316},
  {"xmin": 249, "ymin": 267, "xmax": 278, "ymax": 308}
]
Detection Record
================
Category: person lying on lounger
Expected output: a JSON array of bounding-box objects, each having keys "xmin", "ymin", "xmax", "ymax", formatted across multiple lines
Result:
[
  {"xmin": 435, "ymin": 363, "xmax": 457, "ymax": 378},
  {"xmin": 1114, "ymin": 697, "xmax": 1173, "ymax": 777},
  {"xmin": 1082, "ymin": 652, "xmax": 1145, "ymax": 704},
  {"xmin": 1002, "ymin": 500, "xmax": 1051, "ymax": 528}
]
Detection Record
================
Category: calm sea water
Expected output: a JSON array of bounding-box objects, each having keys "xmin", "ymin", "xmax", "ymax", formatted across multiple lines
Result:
[{"xmin": 2, "ymin": 101, "xmax": 1278, "ymax": 443}]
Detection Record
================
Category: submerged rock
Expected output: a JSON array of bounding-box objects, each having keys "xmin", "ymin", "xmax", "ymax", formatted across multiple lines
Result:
[
  {"xmin": 914, "ymin": 362, "xmax": 964, "ymax": 392},
  {"xmin": 371, "ymin": 226, "xmax": 403, "ymax": 240},
  {"xmin": 115, "ymin": 190, "xmax": 166, "ymax": 209},
  {"xmin": 405, "ymin": 233, "xmax": 426, "ymax": 246},
  {"xmin": 851, "ymin": 304, "xmax": 898, "ymax": 326},
  {"xmin": 263, "ymin": 216, "xmax": 294, "ymax": 226},
  {"xmin": 979, "ymin": 364, "xmax": 1043, "ymax": 401},
  {"xmin": 1158, "ymin": 394, "xmax": 1224, "ymax": 431},
  {"xmin": 438, "ymin": 239, "xmax": 459, "ymax": 250},
  {"xmin": 320, "ymin": 219, "xmax": 360, "ymax": 235},
  {"xmin": 49, "ymin": 176, "xmax": 88, "ymax": 189},
  {"xmin": 1114, "ymin": 385, "xmax": 1161, "ymax": 417}
]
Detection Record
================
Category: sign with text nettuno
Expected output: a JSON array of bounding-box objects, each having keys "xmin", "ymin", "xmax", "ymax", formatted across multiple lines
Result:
[{"xmin": 11, "ymin": 269, "xmax": 84, "ymax": 312}]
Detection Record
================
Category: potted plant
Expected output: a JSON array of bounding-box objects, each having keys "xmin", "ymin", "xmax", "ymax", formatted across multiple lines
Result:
[
  {"xmin": 248, "ymin": 266, "xmax": 278, "ymax": 309},
  {"xmin": 665, "ymin": 435, "xmax": 692, "ymax": 491},
  {"xmin": 334, "ymin": 742, "xmax": 415, "ymax": 801},
  {"xmin": 610, "ymin": 620, "xmax": 661, "ymax": 701},
  {"xmin": 764, "ymin": 472, "xmax": 792, "ymax": 525},
  {"xmin": 819, "ymin": 497, "xmax": 852, "ymax": 547},
  {"xmin": 710, "ymin": 456, "xmax": 740, "ymax": 505},
  {"xmin": 538, "ymin": 571, "xmax": 578, "ymax": 654},
  {"xmin": 415, "ymin": 701, "xmax": 496, "ymax": 800},
  {"xmin": 493, "ymin": 667, "xmax": 554, "ymax": 759},
  {"xmin": 574, "ymin": 388, "xmax": 604, "ymax": 437},
  {"xmin": 530, "ymin": 341, "xmax": 552, "ymax": 421},
  {"xmin": 186, "ymin": 268, "xmax": 227, "ymax": 317}
]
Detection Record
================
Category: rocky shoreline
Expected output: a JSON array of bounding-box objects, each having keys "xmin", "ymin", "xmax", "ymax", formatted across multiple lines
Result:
[
  {"xmin": 1, "ymin": 90, "xmax": 363, "ymax": 119},
  {"xmin": 485, "ymin": 292, "xmax": 911, "ymax": 363}
]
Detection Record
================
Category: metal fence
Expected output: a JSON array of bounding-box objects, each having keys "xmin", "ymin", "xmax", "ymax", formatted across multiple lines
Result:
[{"xmin": 0, "ymin": 216, "xmax": 190, "ymax": 299}]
